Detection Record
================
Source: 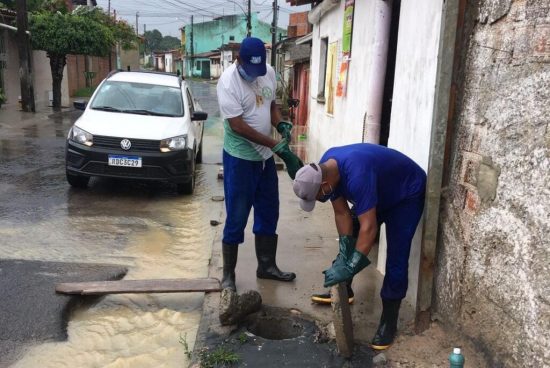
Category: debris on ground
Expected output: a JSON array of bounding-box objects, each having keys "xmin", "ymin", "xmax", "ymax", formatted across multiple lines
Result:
[{"xmin": 219, "ymin": 289, "xmax": 262, "ymax": 326}]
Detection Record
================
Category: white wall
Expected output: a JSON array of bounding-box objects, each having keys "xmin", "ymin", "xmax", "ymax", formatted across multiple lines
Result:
[
  {"xmin": 307, "ymin": 0, "xmax": 444, "ymax": 308},
  {"xmin": 307, "ymin": 0, "xmax": 378, "ymax": 161},
  {"xmin": 378, "ymin": 0, "xmax": 443, "ymax": 307},
  {"xmin": 3, "ymin": 30, "xmax": 68, "ymax": 108},
  {"xmin": 165, "ymin": 54, "xmax": 174, "ymax": 73},
  {"xmin": 222, "ymin": 50, "xmax": 233, "ymax": 71},
  {"xmin": 32, "ymin": 50, "xmax": 69, "ymax": 107}
]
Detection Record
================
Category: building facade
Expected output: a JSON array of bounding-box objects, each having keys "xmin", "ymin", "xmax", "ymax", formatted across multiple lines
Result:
[
  {"xmin": 289, "ymin": 0, "xmax": 549, "ymax": 366},
  {"xmin": 181, "ymin": 13, "xmax": 286, "ymax": 78}
]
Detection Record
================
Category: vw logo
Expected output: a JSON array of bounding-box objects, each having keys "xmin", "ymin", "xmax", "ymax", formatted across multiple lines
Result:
[{"xmin": 120, "ymin": 139, "xmax": 131, "ymax": 150}]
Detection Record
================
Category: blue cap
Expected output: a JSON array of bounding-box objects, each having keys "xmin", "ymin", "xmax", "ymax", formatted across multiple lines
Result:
[{"xmin": 239, "ymin": 37, "xmax": 267, "ymax": 78}]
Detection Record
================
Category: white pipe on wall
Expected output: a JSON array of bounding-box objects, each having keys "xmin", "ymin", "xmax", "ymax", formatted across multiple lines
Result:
[{"xmin": 363, "ymin": 0, "xmax": 393, "ymax": 144}]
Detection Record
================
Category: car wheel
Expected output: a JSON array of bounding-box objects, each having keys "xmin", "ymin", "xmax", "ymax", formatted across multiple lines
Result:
[
  {"xmin": 66, "ymin": 170, "xmax": 89, "ymax": 188},
  {"xmin": 176, "ymin": 156, "xmax": 196, "ymax": 195},
  {"xmin": 195, "ymin": 140, "xmax": 203, "ymax": 164}
]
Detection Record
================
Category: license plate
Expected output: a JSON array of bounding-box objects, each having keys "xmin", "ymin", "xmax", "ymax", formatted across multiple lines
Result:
[{"xmin": 108, "ymin": 155, "xmax": 142, "ymax": 168}]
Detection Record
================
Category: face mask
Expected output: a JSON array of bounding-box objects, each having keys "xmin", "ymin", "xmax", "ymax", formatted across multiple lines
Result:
[
  {"xmin": 237, "ymin": 64, "xmax": 257, "ymax": 83},
  {"xmin": 318, "ymin": 183, "xmax": 333, "ymax": 203}
]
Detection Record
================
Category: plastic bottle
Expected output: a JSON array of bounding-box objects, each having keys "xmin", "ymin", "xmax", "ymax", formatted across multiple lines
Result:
[{"xmin": 449, "ymin": 347, "xmax": 465, "ymax": 368}]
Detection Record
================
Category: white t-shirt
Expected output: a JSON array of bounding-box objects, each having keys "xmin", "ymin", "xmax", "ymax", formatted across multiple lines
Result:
[{"xmin": 216, "ymin": 62, "xmax": 277, "ymax": 161}]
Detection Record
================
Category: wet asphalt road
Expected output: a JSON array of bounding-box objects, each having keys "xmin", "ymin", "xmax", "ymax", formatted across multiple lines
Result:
[{"xmin": 0, "ymin": 81, "xmax": 225, "ymax": 367}]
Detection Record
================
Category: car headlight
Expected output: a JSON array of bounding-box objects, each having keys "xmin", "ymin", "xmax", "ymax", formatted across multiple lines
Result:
[
  {"xmin": 68, "ymin": 126, "xmax": 93, "ymax": 146},
  {"xmin": 160, "ymin": 135, "xmax": 188, "ymax": 152}
]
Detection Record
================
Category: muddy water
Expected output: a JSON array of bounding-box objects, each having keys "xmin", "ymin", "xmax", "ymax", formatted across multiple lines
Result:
[{"xmin": 0, "ymin": 81, "xmax": 224, "ymax": 367}]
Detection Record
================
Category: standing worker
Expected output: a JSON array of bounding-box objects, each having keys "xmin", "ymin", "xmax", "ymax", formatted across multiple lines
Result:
[
  {"xmin": 216, "ymin": 37, "xmax": 303, "ymax": 292},
  {"xmin": 292, "ymin": 143, "xmax": 426, "ymax": 350}
]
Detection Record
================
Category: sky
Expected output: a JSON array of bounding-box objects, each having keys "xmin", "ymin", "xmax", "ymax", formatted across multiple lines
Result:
[{"xmin": 95, "ymin": 0, "xmax": 311, "ymax": 38}]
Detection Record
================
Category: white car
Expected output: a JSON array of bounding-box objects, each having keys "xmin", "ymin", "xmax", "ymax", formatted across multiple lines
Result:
[{"xmin": 65, "ymin": 71, "xmax": 207, "ymax": 194}]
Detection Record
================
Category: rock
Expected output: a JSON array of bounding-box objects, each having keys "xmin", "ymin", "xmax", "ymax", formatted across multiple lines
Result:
[
  {"xmin": 210, "ymin": 220, "xmax": 221, "ymax": 226},
  {"xmin": 219, "ymin": 289, "xmax": 262, "ymax": 326},
  {"xmin": 373, "ymin": 353, "xmax": 387, "ymax": 367}
]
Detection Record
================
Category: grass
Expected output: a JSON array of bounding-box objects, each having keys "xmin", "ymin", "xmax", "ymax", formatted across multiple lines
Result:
[
  {"xmin": 180, "ymin": 334, "xmax": 240, "ymax": 367},
  {"xmin": 73, "ymin": 87, "xmax": 96, "ymax": 98},
  {"xmin": 197, "ymin": 347, "xmax": 240, "ymax": 368}
]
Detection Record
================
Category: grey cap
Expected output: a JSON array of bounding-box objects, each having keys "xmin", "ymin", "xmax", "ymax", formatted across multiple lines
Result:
[{"xmin": 293, "ymin": 163, "xmax": 322, "ymax": 212}]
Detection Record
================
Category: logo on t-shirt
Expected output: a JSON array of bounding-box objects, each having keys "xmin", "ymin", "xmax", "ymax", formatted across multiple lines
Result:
[
  {"xmin": 262, "ymin": 87, "xmax": 273, "ymax": 99},
  {"xmin": 250, "ymin": 56, "xmax": 262, "ymax": 64}
]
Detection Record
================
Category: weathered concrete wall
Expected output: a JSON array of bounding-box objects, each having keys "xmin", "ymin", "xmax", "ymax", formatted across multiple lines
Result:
[
  {"xmin": 3, "ymin": 29, "xmax": 69, "ymax": 108},
  {"xmin": 435, "ymin": 1, "xmax": 550, "ymax": 367}
]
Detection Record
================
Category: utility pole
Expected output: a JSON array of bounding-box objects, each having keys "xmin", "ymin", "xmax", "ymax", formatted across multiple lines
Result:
[
  {"xmin": 16, "ymin": 0, "xmax": 35, "ymax": 112},
  {"xmin": 135, "ymin": 11, "xmax": 139, "ymax": 36},
  {"xmin": 247, "ymin": 0, "xmax": 251, "ymax": 36},
  {"xmin": 190, "ymin": 15, "xmax": 194, "ymax": 58},
  {"xmin": 143, "ymin": 24, "xmax": 147, "ymax": 66},
  {"xmin": 108, "ymin": 0, "xmax": 112, "ymax": 71},
  {"xmin": 271, "ymin": 0, "xmax": 278, "ymax": 67},
  {"xmin": 189, "ymin": 16, "xmax": 194, "ymax": 76},
  {"xmin": 85, "ymin": 0, "xmax": 93, "ymax": 87}
]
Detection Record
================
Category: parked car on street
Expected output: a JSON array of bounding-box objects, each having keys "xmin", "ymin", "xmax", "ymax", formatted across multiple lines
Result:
[{"xmin": 66, "ymin": 71, "xmax": 207, "ymax": 194}]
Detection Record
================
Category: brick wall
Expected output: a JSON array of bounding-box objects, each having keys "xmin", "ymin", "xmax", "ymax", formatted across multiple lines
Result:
[
  {"xmin": 67, "ymin": 53, "xmax": 114, "ymax": 96},
  {"xmin": 288, "ymin": 12, "xmax": 311, "ymax": 37}
]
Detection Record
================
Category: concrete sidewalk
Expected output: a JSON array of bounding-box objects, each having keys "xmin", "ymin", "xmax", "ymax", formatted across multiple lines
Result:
[{"xmin": 192, "ymin": 169, "xmax": 416, "ymax": 367}]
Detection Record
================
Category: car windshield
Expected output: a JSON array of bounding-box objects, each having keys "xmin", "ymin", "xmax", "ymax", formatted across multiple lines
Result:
[{"xmin": 90, "ymin": 80, "xmax": 184, "ymax": 117}]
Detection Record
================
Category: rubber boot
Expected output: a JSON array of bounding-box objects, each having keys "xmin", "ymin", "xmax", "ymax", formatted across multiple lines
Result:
[
  {"xmin": 255, "ymin": 234, "xmax": 296, "ymax": 281},
  {"xmin": 221, "ymin": 243, "xmax": 238, "ymax": 291},
  {"xmin": 311, "ymin": 278, "xmax": 354, "ymax": 305},
  {"xmin": 371, "ymin": 299, "xmax": 401, "ymax": 350}
]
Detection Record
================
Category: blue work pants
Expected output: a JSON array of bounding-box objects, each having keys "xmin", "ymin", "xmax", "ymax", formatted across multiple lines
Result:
[
  {"xmin": 377, "ymin": 195, "xmax": 425, "ymax": 300},
  {"xmin": 222, "ymin": 150, "xmax": 279, "ymax": 245}
]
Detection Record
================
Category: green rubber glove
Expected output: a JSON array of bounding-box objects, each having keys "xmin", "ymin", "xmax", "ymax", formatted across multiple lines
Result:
[
  {"xmin": 323, "ymin": 248, "xmax": 371, "ymax": 287},
  {"xmin": 272, "ymin": 140, "xmax": 304, "ymax": 179},
  {"xmin": 334, "ymin": 235, "xmax": 357, "ymax": 264},
  {"xmin": 276, "ymin": 121, "xmax": 293, "ymax": 142}
]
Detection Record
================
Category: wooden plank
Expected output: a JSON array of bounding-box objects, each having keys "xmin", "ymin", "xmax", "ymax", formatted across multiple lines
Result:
[
  {"xmin": 56, "ymin": 278, "xmax": 221, "ymax": 295},
  {"xmin": 331, "ymin": 282, "xmax": 354, "ymax": 358}
]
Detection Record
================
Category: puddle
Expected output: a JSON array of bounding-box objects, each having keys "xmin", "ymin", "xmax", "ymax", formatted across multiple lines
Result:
[{"xmin": 1, "ymin": 81, "xmax": 225, "ymax": 367}]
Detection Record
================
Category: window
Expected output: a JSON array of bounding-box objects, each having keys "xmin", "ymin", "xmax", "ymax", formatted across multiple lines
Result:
[
  {"xmin": 317, "ymin": 37, "xmax": 328, "ymax": 103},
  {"xmin": 229, "ymin": 35, "xmax": 235, "ymax": 41},
  {"xmin": 90, "ymin": 81, "xmax": 184, "ymax": 117}
]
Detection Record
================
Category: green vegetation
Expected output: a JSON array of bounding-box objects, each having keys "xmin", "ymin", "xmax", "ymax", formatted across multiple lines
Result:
[
  {"xmin": 237, "ymin": 332, "xmax": 248, "ymax": 344},
  {"xmin": 197, "ymin": 347, "xmax": 240, "ymax": 368},
  {"xmin": 0, "ymin": 88, "xmax": 6, "ymax": 107},
  {"xmin": 27, "ymin": 0, "xmax": 136, "ymax": 109},
  {"xmin": 73, "ymin": 86, "xmax": 96, "ymax": 98},
  {"xmin": 179, "ymin": 334, "xmax": 240, "ymax": 368},
  {"xmin": 179, "ymin": 333, "xmax": 192, "ymax": 360},
  {"xmin": 143, "ymin": 29, "xmax": 181, "ymax": 53}
]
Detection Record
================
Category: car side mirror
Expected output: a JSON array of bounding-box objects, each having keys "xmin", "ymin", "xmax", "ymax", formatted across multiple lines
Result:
[
  {"xmin": 191, "ymin": 111, "xmax": 208, "ymax": 121},
  {"xmin": 74, "ymin": 100, "xmax": 87, "ymax": 110}
]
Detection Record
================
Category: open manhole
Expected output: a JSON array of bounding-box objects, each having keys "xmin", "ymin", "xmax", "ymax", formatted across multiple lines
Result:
[{"xmin": 246, "ymin": 316, "xmax": 304, "ymax": 340}]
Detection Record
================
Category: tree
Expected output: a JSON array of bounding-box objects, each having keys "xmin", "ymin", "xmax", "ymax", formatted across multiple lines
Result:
[
  {"xmin": 143, "ymin": 29, "xmax": 181, "ymax": 52},
  {"xmin": 144, "ymin": 29, "xmax": 163, "ymax": 52},
  {"xmin": 29, "ymin": 2, "xmax": 136, "ymax": 109},
  {"xmin": 159, "ymin": 35, "xmax": 181, "ymax": 51}
]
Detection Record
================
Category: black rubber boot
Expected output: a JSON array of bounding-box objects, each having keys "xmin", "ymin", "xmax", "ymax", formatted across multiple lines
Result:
[
  {"xmin": 255, "ymin": 234, "xmax": 296, "ymax": 281},
  {"xmin": 311, "ymin": 278, "xmax": 354, "ymax": 305},
  {"xmin": 221, "ymin": 243, "xmax": 238, "ymax": 291},
  {"xmin": 371, "ymin": 299, "xmax": 401, "ymax": 350}
]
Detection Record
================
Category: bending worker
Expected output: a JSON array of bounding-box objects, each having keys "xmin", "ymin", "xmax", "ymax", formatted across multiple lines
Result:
[
  {"xmin": 216, "ymin": 37, "xmax": 303, "ymax": 292},
  {"xmin": 292, "ymin": 143, "xmax": 426, "ymax": 350}
]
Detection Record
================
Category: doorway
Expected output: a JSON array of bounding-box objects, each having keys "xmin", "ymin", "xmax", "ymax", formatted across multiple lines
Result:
[{"xmin": 379, "ymin": 0, "xmax": 402, "ymax": 147}]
